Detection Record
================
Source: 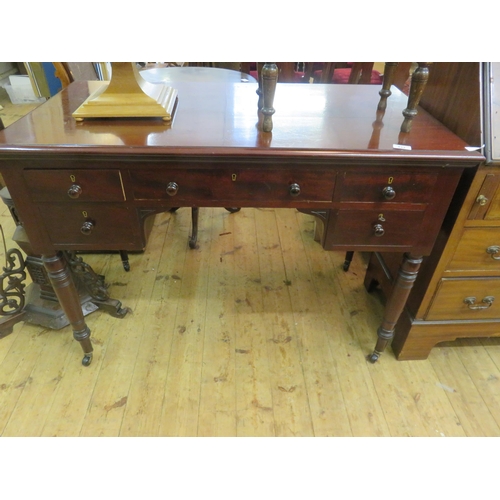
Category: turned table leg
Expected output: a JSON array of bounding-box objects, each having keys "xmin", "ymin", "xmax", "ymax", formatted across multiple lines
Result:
[
  {"xmin": 377, "ymin": 62, "xmax": 399, "ymax": 111},
  {"xmin": 43, "ymin": 252, "xmax": 93, "ymax": 366},
  {"xmin": 189, "ymin": 207, "xmax": 199, "ymax": 249},
  {"xmin": 401, "ymin": 62, "xmax": 431, "ymax": 133},
  {"xmin": 260, "ymin": 63, "xmax": 278, "ymax": 132},
  {"xmin": 368, "ymin": 252, "xmax": 423, "ymax": 363}
]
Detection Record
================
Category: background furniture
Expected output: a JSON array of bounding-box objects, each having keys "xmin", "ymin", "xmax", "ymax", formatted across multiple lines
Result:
[
  {"xmin": 0, "ymin": 79, "xmax": 480, "ymax": 366},
  {"xmin": 363, "ymin": 62, "xmax": 498, "ymax": 360},
  {"xmin": 311, "ymin": 62, "xmax": 383, "ymax": 84},
  {"xmin": 140, "ymin": 66, "xmax": 256, "ymax": 84}
]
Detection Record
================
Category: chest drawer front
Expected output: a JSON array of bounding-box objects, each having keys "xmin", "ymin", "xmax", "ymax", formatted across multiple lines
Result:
[
  {"xmin": 130, "ymin": 169, "xmax": 336, "ymax": 204},
  {"xmin": 38, "ymin": 204, "xmax": 136, "ymax": 247},
  {"xmin": 24, "ymin": 169, "xmax": 125, "ymax": 202},
  {"xmin": 447, "ymin": 227, "xmax": 500, "ymax": 273},
  {"xmin": 468, "ymin": 173, "xmax": 500, "ymax": 221},
  {"xmin": 337, "ymin": 171, "xmax": 438, "ymax": 204},
  {"xmin": 325, "ymin": 209, "xmax": 425, "ymax": 248},
  {"xmin": 427, "ymin": 278, "xmax": 500, "ymax": 321}
]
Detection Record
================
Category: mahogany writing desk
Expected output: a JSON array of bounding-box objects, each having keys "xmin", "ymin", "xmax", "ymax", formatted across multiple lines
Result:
[{"xmin": 0, "ymin": 80, "xmax": 482, "ymax": 366}]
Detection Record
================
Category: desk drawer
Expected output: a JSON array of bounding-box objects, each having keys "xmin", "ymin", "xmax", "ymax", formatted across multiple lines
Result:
[
  {"xmin": 324, "ymin": 209, "xmax": 425, "ymax": 248},
  {"xmin": 447, "ymin": 227, "xmax": 500, "ymax": 273},
  {"xmin": 130, "ymin": 169, "xmax": 336, "ymax": 205},
  {"xmin": 426, "ymin": 278, "xmax": 500, "ymax": 321},
  {"xmin": 24, "ymin": 169, "xmax": 125, "ymax": 202},
  {"xmin": 38, "ymin": 204, "xmax": 136, "ymax": 247},
  {"xmin": 337, "ymin": 171, "xmax": 438, "ymax": 204}
]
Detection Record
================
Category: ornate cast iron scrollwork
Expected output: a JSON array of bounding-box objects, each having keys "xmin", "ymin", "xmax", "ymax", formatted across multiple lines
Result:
[
  {"xmin": 64, "ymin": 251, "xmax": 109, "ymax": 302},
  {"xmin": 0, "ymin": 247, "xmax": 27, "ymax": 316},
  {"xmin": 64, "ymin": 251, "xmax": 128, "ymax": 318}
]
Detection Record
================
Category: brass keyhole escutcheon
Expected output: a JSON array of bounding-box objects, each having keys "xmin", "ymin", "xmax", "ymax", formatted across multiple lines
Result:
[{"xmin": 232, "ymin": 173, "xmax": 237, "ymax": 181}]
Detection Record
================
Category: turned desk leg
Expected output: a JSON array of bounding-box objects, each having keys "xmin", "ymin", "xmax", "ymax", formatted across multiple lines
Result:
[
  {"xmin": 368, "ymin": 252, "xmax": 423, "ymax": 363},
  {"xmin": 401, "ymin": 63, "xmax": 431, "ymax": 133},
  {"xmin": 43, "ymin": 253, "xmax": 93, "ymax": 366},
  {"xmin": 256, "ymin": 62, "xmax": 264, "ymax": 110},
  {"xmin": 377, "ymin": 62, "xmax": 399, "ymax": 111},
  {"xmin": 260, "ymin": 63, "xmax": 278, "ymax": 132},
  {"xmin": 189, "ymin": 207, "xmax": 199, "ymax": 249}
]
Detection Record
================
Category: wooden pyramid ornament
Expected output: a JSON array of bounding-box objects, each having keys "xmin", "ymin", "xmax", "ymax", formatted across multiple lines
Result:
[{"xmin": 72, "ymin": 62, "xmax": 178, "ymax": 121}]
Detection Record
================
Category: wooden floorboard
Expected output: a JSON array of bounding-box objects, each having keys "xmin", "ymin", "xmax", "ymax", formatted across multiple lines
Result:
[
  {"xmin": 1, "ymin": 199, "xmax": 500, "ymax": 437},
  {"xmin": 276, "ymin": 209, "xmax": 352, "ymax": 436},
  {"xmin": 232, "ymin": 208, "xmax": 276, "ymax": 436}
]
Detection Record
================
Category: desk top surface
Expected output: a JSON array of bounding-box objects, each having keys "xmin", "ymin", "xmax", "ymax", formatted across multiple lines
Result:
[{"xmin": 0, "ymin": 80, "xmax": 482, "ymax": 163}]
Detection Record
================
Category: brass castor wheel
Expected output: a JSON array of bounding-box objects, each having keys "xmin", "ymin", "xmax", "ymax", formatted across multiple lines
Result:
[
  {"xmin": 367, "ymin": 351, "xmax": 380, "ymax": 364},
  {"xmin": 82, "ymin": 353, "xmax": 93, "ymax": 366}
]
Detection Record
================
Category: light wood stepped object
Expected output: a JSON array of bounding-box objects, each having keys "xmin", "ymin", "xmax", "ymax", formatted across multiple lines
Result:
[{"xmin": 72, "ymin": 63, "xmax": 177, "ymax": 121}]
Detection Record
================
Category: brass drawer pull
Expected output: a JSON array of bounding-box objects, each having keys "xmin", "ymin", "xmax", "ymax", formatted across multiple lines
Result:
[
  {"xmin": 476, "ymin": 194, "xmax": 489, "ymax": 206},
  {"xmin": 67, "ymin": 184, "xmax": 83, "ymax": 199},
  {"xmin": 166, "ymin": 182, "xmax": 179, "ymax": 196},
  {"xmin": 80, "ymin": 220, "xmax": 95, "ymax": 235},
  {"xmin": 373, "ymin": 224, "xmax": 385, "ymax": 237},
  {"xmin": 464, "ymin": 296, "xmax": 495, "ymax": 310},
  {"xmin": 382, "ymin": 186, "xmax": 396, "ymax": 200},
  {"xmin": 289, "ymin": 183, "xmax": 301, "ymax": 197},
  {"xmin": 486, "ymin": 245, "xmax": 500, "ymax": 260}
]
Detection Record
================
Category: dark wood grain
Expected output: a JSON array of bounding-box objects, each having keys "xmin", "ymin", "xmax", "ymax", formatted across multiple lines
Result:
[
  {"xmin": 0, "ymin": 81, "xmax": 479, "ymax": 156},
  {"xmin": 419, "ymin": 62, "xmax": 482, "ymax": 147}
]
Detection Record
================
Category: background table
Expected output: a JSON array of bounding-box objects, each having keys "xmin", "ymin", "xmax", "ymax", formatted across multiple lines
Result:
[{"xmin": 140, "ymin": 66, "xmax": 257, "ymax": 84}]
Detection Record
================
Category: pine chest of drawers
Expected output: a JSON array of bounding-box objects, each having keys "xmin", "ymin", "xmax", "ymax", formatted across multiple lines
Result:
[{"xmin": 364, "ymin": 166, "xmax": 500, "ymax": 359}]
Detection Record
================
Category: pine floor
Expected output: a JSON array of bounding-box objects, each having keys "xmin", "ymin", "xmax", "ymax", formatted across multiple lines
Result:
[{"xmin": 1, "ymin": 87, "xmax": 500, "ymax": 437}]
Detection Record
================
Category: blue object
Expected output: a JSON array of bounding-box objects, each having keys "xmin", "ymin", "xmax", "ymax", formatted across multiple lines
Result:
[{"xmin": 42, "ymin": 62, "xmax": 63, "ymax": 96}]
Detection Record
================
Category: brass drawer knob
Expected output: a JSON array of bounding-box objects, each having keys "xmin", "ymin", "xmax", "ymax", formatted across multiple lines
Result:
[
  {"xmin": 464, "ymin": 296, "xmax": 495, "ymax": 310},
  {"xmin": 67, "ymin": 184, "xmax": 82, "ymax": 199},
  {"xmin": 166, "ymin": 182, "xmax": 179, "ymax": 196},
  {"xmin": 382, "ymin": 186, "xmax": 396, "ymax": 200},
  {"xmin": 289, "ymin": 183, "xmax": 301, "ymax": 197},
  {"xmin": 476, "ymin": 194, "xmax": 489, "ymax": 206},
  {"xmin": 486, "ymin": 245, "xmax": 500, "ymax": 260},
  {"xmin": 80, "ymin": 220, "xmax": 94, "ymax": 235},
  {"xmin": 373, "ymin": 224, "xmax": 385, "ymax": 237}
]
